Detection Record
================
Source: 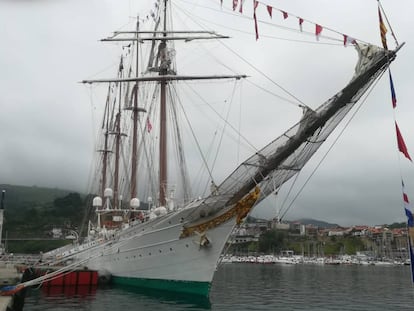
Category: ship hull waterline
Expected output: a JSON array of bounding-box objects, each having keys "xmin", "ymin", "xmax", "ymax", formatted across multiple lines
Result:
[{"xmin": 68, "ymin": 206, "xmax": 236, "ymax": 297}]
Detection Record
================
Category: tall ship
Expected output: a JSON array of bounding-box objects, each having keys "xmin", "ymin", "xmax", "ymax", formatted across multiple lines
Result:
[{"xmin": 39, "ymin": 0, "xmax": 402, "ymax": 297}]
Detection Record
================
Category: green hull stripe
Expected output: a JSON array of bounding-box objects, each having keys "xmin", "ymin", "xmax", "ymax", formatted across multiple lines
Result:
[{"xmin": 111, "ymin": 276, "xmax": 211, "ymax": 297}]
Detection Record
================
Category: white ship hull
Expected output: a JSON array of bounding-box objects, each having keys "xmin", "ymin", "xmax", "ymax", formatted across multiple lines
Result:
[{"xmin": 51, "ymin": 203, "xmax": 236, "ymax": 296}]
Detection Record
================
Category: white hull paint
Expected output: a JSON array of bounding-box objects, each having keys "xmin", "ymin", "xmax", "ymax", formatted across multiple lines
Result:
[{"xmin": 51, "ymin": 203, "xmax": 235, "ymax": 285}]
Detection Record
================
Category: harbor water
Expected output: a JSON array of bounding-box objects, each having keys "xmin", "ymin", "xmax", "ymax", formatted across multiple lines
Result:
[{"xmin": 23, "ymin": 263, "xmax": 414, "ymax": 310}]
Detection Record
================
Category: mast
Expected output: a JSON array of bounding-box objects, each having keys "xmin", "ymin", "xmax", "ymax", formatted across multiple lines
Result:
[
  {"xmin": 113, "ymin": 57, "xmax": 123, "ymax": 209},
  {"xmin": 82, "ymin": 2, "xmax": 246, "ymax": 208},
  {"xmin": 130, "ymin": 18, "xmax": 140, "ymax": 200},
  {"xmin": 101, "ymin": 87, "xmax": 111, "ymax": 199},
  {"xmin": 159, "ymin": 0, "xmax": 168, "ymax": 206}
]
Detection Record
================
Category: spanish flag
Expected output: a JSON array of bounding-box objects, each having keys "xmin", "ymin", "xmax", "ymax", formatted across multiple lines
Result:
[{"xmin": 378, "ymin": 7, "xmax": 388, "ymax": 50}]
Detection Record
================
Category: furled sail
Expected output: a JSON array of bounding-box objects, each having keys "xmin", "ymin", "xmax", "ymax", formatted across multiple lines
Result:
[{"xmin": 184, "ymin": 43, "xmax": 397, "ymax": 223}]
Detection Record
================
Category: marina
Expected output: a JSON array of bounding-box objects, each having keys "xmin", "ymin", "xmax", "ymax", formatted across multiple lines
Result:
[{"xmin": 221, "ymin": 253, "xmax": 410, "ymax": 266}]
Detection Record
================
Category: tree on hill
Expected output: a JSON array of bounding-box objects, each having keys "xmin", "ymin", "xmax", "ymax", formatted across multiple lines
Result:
[{"xmin": 53, "ymin": 193, "xmax": 83, "ymax": 217}]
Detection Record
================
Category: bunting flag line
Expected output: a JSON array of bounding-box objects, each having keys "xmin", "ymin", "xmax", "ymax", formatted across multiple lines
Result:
[
  {"xmin": 378, "ymin": 7, "xmax": 388, "ymax": 49},
  {"xmin": 233, "ymin": 0, "xmax": 238, "ymax": 11},
  {"xmin": 242, "ymin": 0, "xmax": 357, "ymax": 44},
  {"xmin": 266, "ymin": 5, "xmax": 272, "ymax": 18},
  {"xmin": 343, "ymin": 35, "xmax": 356, "ymax": 47},
  {"xmin": 403, "ymin": 180, "xmax": 411, "ymax": 212},
  {"xmin": 395, "ymin": 122, "xmax": 412, "ymax": 161},
  {"xmin": 389, "ymin": 70, "xmax": 397, "ymax": 108},
  {"xmin": 402, "ymin": 180, "xmax": 414, "ymax": 283},
  {"xmin": 146, "ymin": 117, "xmax": 153, "ymax": 133},
  {"xmin": 315, "ymin": 24, "xmax": 323, "ymax": 40},
  {"xmin": 253, "ymin": 0, "xmax": 259, "ymax": 40},
  {"xmin": 298, "ymin": 18, "xmax": 304, "ymax": 32}
]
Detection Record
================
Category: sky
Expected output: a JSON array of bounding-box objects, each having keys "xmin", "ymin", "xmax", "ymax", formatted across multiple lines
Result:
[{"xmin": 0, "ymin": 0, "xmax": 413, "ymax": 227}]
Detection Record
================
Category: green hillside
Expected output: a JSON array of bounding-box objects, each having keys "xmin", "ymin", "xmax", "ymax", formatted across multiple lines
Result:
[
  {"xmin": 0, "ymin": 184, "xmax": 71, "ymax": 210},
  {"xmin": 1, "ymin": 184, "xmax": 89, "ymax": 253}
]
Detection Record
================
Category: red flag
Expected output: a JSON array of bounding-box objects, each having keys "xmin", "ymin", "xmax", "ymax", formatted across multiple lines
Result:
[
  {"xmin": 281, "ymin": 11, "xmax": 288, "ymax": 19},
  {"xmin": 266, "ymin": 5, "xmax": 272, "ymax": 18},
  {"xmin": 343, "ymin": 35, "xmax": 356, "ymax": 47},
  {"xmin": 389, "ymin": 70, "xmax": 397, "ymax": 108},
  {"xmin": 253, "ymin": 0, "xmax": 259, "ymax": 40},
  {"xmin": 395, "ymin": 122, "xmax": 412, "ymax": 161},
  {"xmin": 146, "ymin": 117, "xmax": 153, "ymax": 133},
  {"xmin": 403, "ymin": 180, "xmax": 410, "ymax": 206},
  {"xmin": 378, "ymin": 7, "xmax": 388, "ymax": 49},
  {"xmin": 298, "ymin": 18, "xmax": 304, "ymax": 32},
  {"xmin": 315, "ymin": 24, "xmax": 323, "ymax": 40},
  {"xmin": 233, "ymin": 0, "xmax": 238, "ymax": 11}
]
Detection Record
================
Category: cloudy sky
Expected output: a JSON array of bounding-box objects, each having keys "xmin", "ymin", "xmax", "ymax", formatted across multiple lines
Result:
[{"xmin": 0, "ymin": 0, "xmax": 413, "ymax": 226}]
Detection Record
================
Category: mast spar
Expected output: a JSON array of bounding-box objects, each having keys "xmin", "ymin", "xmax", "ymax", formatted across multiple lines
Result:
[
  {"xmin": 113, "ymin": 58, "xmax": 123, "ymax": 209},
  {"xmin": 82, "ymin": 0, "xmax": 246, "ymax": 208},
  {"xmin": 130, "ymin": 17, "xmax": 147, "ymax": 201},
  {"xmin": 159, "ymin": 0, "xmax": 168, "ymax": 207}
]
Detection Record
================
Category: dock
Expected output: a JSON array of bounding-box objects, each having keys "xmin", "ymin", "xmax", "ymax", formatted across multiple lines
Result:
[
  {"xmin": 0, "ymin": 264, "xmax": 21, "ymax": 286},
  {"xmin": 0, "ymin": 260, "xmax": 104, "ymax": 311},
  {"xmin": 0, "ymin": 297, "xmax": 12, "ymax": 311},
  {"xmin": 0, "ymin": 263, "xmax": 21, "ymax": 311}
]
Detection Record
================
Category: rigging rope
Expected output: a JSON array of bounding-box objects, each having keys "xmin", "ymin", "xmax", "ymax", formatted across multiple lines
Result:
[
  {"xmin": 209, "ymin": 81, "xmax": 238, "ymax": 183},
  {"xmin": 173, "ymin": 84, "xmax": 216, "ymax": 187},
  {"xmin": 173, "ymin": 0, "xmax": 308, "ymax": 109},
  {"xmin": 182, "ymin": 81, "xmax": 258, "ymax": 153},
  {"xmin": 168, "ymin": 83, "xmax": 193, "ymax": 202},
  {"xmin": 279, "ymin": 68, "xmax": 388, "ymax": 221}
]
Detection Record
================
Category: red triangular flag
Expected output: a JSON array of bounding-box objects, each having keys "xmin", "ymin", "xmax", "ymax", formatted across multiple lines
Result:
[
  {"xmin": 343, "ymin": 34, "xmax": 356, "ymax": 47},
  {"xmin": 315, "ymin": 24, "xmax": 323, "ymax": 40},
  {"xmin": 253, "ymin": 0, "xmax": 259, "ymax": 40},
  {"xmin": 396, "ymin": 122, "xmax": 412, "ymax": 161},
  {"xmin": 233, "ymin": 0, "xmax": 238, "ymax": 11},
  {"xmin": 146, "ymin": 117, "xmax": 153, "ymax": 133},
  {"xmin": 281, "ymin": 11, "xmax": 288, "ymax": 19},
  {"xmin": 403, "ymin": 180, "xmax": 410, "ymax": 206},
  {"xmin": 298, "ymin": 18, "xmax": 304, "ymax": 32},
  {"xmin": 266, "ymin": 5, "xmax": 272, "ymax": 18}
]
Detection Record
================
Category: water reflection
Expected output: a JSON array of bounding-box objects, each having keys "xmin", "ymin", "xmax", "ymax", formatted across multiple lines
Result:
[
  {"xmin": 27, "ymin": 283, "xmax": 211, "ymax": 311},
  {"xmin": 112, "ymin": 284, "xmax": 211, "ymax": 310}
]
